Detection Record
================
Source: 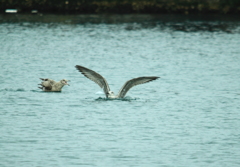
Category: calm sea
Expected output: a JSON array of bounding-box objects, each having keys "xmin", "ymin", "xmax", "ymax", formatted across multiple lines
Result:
[{"xmin": 0, "ymin": 14, "xmax": 240, "ymax": 167}]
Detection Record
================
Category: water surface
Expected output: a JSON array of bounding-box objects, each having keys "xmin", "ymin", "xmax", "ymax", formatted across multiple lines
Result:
[{"xmin": 0, "ymin": 14, "xmax": 240, "ymax": 167}]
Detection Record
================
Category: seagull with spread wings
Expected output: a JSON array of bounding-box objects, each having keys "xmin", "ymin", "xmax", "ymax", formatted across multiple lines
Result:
[{"xmin": 75, "ymin": 65, "xmax": 159, "ymax": 99}]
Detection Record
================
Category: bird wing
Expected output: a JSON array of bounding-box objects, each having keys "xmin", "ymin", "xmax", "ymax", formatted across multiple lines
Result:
[
  {"xmin": 42, "ymin": 78, "xmax": 57, "ymax": 87},
  {"xmin": 117, "ymin": 76, "xmax": 159, "ymax": 98},
  {"xmin": 75, "ymin": 65, "xmax": 111, "ymax": 97}
]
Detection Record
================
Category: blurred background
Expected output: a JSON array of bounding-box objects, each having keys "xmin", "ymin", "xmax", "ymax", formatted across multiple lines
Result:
[{"xmin": 1, "ymin": 0, "xmax": 240, "ymax": 14}]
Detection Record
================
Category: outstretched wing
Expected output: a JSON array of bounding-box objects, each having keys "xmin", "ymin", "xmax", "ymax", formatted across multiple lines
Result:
[
  {"xmin": 75, "ymin": 65, "xmax": 110, "ymax": 97},
  {"xmin": 117, "ymin": 76, "xmax": 159, "ymax": 98}
]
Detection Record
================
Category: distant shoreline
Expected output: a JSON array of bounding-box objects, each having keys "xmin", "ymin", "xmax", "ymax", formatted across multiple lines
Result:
[{"xmin": 1, "ymin": 0, "xmax": 240, "ymax": 14}]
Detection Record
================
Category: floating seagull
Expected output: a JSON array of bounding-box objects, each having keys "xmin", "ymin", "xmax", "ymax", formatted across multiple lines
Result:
[
  {"xmin": 75, "ymin": 65, "xmax": 159, "ymax": 99},
  {"xmin": 38, "ymin": 78, "xmax": 69, "ymax": 92}
]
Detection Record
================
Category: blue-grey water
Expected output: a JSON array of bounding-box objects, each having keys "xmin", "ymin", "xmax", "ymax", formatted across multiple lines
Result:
[{"xmin": 0, "ymin": 14, "xmax": 240, "ymax": 167}]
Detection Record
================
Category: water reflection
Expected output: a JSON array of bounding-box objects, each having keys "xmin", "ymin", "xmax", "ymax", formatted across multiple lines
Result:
[
  {"xmin": 166, "ymin": 22, "xmax": 234, "ymax": 33},
  {"xmin": 0, "ymin": 14, "xmax": 240, "ymax": 33}
]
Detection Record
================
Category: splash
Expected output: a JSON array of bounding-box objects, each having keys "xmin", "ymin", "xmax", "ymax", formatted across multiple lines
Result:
[{"xmin": 95, "ymin": 96, "xmax": 138, "ymax": 101}]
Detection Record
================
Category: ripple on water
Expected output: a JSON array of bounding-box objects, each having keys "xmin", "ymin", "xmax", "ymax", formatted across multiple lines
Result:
[
  {"xmin": 0, "ymin": 14, "xmax": 240, "ymax": 167},
  {"xmin": 0, "ymin": 88, "xmax": 26, "ymax": 92}
]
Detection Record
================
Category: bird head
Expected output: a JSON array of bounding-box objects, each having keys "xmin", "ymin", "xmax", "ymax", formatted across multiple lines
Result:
[{"xmin": 61, "ymin": 79, "xmax": 70, "ymax": 86}]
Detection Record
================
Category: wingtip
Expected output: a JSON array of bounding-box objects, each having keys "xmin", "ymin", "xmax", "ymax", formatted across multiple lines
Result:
[
  {"xmin": 75, "ymin": 65, "xmax": 81, "ymax": 68},
  {"xmin": 150, "ymin": 76, "xmax": 160, "ymax": 80},
  {"xmin": 75, "ymin": 65, "xmax": 82, "ymax": 71},
  {"xmin": 40, "ymin": 78, "xmax": 48, "ymax": 81}
]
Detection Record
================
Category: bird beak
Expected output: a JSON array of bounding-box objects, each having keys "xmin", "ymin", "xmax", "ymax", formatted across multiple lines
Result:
[{"xmin": 65, "ymin": 80, "xmax": 70, "ymax": 86}]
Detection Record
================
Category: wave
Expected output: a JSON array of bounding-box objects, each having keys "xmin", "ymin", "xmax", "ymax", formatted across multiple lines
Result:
[{"xmin": 0, "ymin": 88, "xmax": 25, "ymax": 92}]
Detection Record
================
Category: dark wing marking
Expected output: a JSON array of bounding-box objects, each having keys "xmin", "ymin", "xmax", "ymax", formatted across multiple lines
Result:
[
  {"xmin": 44, "ymin": 85, "xmax": 52, "ymax": 91},
  {"xmin": 75, "ymin": 65, "xmax": 110, "ymax": 97},
  {"xmin": 117, "ymin": 76, "xmax": 159, "ymax": 98},
  {"xmin": 40, "ymin": 78, "xmax": 48, "ymax": 81}
]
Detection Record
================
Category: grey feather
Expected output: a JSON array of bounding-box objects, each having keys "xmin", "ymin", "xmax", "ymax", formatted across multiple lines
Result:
[
  {"xmin": 117, "ymin": 76, "xmax": 159, "ymax": 98},
  {"xmin": 75, "ymin": 65, "xmax": 159, "ymax": 98},
  {"xmin": 75, "ymin": 65, "xmax": 110, "ymax": 98}
]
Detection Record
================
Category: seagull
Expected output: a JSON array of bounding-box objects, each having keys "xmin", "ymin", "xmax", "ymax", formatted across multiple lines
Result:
[
  {"xmin": 38, "ymin": 78, "xmax": 69, "ymax": 92},
  {"xmin": 75, "ymin": 65, "xmax": 159, "ymax": 99}
]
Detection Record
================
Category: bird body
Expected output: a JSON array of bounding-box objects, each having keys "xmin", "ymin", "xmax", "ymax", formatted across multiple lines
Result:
[
  {"xmin": 75, "ymin": 65, "xmax": 159, "ymax": 99},
  {"xmin": 38, "ymin": 78, "xmax": 69, "ymax": 92}
]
